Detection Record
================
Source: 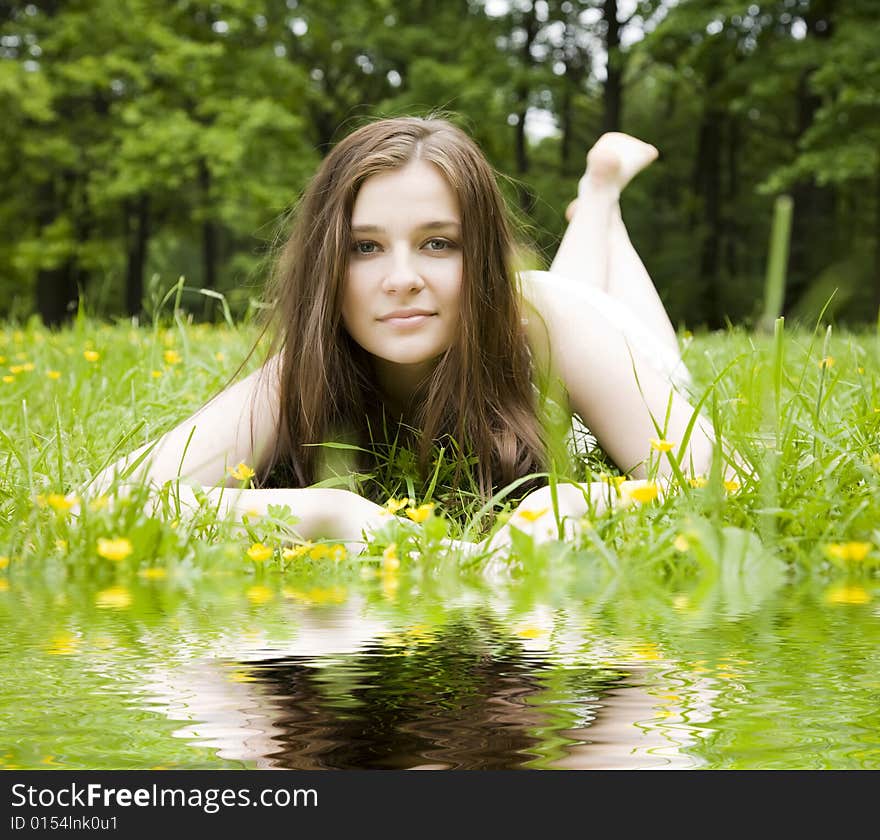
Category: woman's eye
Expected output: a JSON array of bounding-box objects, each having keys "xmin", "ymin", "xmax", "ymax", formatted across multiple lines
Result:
[
  {"xmin": 426, "ymin": 238, "xmax": 452, "ymax": 251},
  {"xmin": 353, "ymin": 241, "xmax": 378, "ymax": 255}
]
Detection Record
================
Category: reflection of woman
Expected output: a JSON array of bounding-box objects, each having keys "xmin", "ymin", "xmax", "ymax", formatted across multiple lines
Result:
[
  {"xmin": 92, "ymin": 116, "xmax": 724, "ymax": 551},
  {"xmin": 141, "ymin": 612, "xmax": 713, "ymax": 770}
]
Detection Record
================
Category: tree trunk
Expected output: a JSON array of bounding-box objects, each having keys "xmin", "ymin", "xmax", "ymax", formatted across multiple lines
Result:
[
  {"xmin": 199, "ymin": 159, "xmax": 217, "ymax": 319},
  {"xmin": 124, "ymin": 193, "xmax": 150, "ymax": 318},
  {"xmin": 35, "ymin": 181, "xmax": 78, "ymax": 327},
  {"xmin": 512, "ymin": 4, "xmax": 538, "ymax": 213},
  {"xmin": 36, "ymin": 264, "xmax": 78, "ymax": 327},
  {"xmin": 874, "ymin": 163, "xmax": 880, "ymax": 317},
  {"xmin": 724, "ymin": 116, "xmax": 740, "ymax": 292},
  {"xmin": 693, "ymin": 110, "xmax": 724, "ymax": 329},
  {"xmin": 786, "ymin": 0, "xmax": 837, "ymax": 313},
  {"xmin": 559, "ymin": 11, "xmax": 588, "ymax": 176},
  {"xmin": 514, "ymin": 3, "xmax": 538, "ymax": 177},
  {"xmin": 560, "ymin": 73, "xmax": 573, "ymax": 175},
  {"xmin": 601, "ymin": 0, "xmax": 622, "ymax": 134}
]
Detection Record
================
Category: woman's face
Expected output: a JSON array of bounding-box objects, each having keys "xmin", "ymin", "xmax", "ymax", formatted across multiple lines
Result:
[{"xmin": 342, "ymin": 160, "xmax": 463, "ymax": 397}]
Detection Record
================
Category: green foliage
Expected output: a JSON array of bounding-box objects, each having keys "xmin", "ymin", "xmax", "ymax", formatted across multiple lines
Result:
[
  {"xmin": 0, "ymin": 0, "xmax": 877, "ymax": 328},
  {"xmin": 2, "ymin": 316, "xmax": 879, "ymax": 583}
]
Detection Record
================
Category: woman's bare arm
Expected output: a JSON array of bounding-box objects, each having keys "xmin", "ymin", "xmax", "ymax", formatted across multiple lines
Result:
[
  {"xmin": 89, "ymin": 354, "xmax": 282, "ymax": 494},
  {"xmin": 85, "ymin": 356, "xmax": 402, "ymax": 554},
  {"xmin": 174, "ymin": 485, "xmax": 390, "ymax": 556}
]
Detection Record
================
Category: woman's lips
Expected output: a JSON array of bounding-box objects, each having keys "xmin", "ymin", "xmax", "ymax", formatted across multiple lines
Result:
[{"xmin": 381, "ymin": 314, "xmax": 435, "ymax": 328}]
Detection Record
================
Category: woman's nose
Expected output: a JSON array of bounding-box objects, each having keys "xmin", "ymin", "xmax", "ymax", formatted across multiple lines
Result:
[{"xmin": 382, "ymin": 248, "xmax": 424, "ymax": 293}]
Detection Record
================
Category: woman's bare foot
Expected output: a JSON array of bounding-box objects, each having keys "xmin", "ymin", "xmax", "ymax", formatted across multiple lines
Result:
[{"xmin": 565, "ymin": 133, "xmax": 659, "ymax": 221}]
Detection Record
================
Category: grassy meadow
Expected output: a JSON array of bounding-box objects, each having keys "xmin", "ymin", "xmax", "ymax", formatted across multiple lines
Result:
[{"xmin": 1, "ymin": 308, "xmax": 879, "ymax": 602}]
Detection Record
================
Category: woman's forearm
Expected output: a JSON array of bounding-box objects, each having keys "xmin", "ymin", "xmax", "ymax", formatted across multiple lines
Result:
[{"xmin": 176, "ymin": 486, "xmax": 388, "ymax": 551}]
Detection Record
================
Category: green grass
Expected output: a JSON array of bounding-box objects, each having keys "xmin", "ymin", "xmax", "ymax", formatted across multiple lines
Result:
[{"xmin": 1, "ymin": 309, "xmax": 879, "ymax": 593}]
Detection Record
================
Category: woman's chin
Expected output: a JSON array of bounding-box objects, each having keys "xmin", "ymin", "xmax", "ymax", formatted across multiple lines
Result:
[{"xmin": 371, "ymin": 348, "xmax": 446, "ymax": 369}]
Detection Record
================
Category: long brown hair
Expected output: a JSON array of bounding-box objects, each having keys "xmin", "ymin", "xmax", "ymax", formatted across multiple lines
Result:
[{"xmin": 259, "ymin": 115, "xmax": 548, "ymax": 501}]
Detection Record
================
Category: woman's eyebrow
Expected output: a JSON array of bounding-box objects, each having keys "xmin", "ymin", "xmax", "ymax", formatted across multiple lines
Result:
[{"xmin": 350, "ymin": 220, "xmax": 461, "ymax": 233}]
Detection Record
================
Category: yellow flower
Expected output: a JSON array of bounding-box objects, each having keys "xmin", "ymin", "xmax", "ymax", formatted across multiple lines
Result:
[
  {"xmin": 88, "ymin": 496, "xmax": 109, "ymax": 511},
  {"xmin": 406, "ymin": 502, "xmax": 434, "ymax": 523},
  {"xmin": 858, "ymin": 366, "xmax": 865, "ymax": 374},
  {"xmin": 282, "ymin": 541, "xmax": 314, "ymax": 560},
  {"xmin": 0, "ymin": 556, "xmax": 9, "ymax": 570},
  {"xmin": 516, "ymin": 507, "xmax": 549, "ymax": 523},
  {"xmin": 818, "ymin": 356, "xmax": 834, "ymax": 369},
  {"xmin": 630, "ymin": 484, "xmax": 659, "ymax": 503},
  {"xmin": 246, "ymin": 585, "xmax": 274, "ymax": 605},
  {"xmin": 95, "ymin": 586, "xmax": 132, "ymax": 610},
  {"xmin": 621, "ymin": 481, "xmax": 659, "ymax": 504},
  {"xmin": 515, "ymin": 626, "xmax": 547, "ymax": 639},
  {"xmin": 215, "ymin": 352, "xmax": 225, "ymax": 362},
  {"xmin": 650, "ymin": 438, "xmax": 676, "ymax": 452},
  {"xmin": 8, "ymin": 364, "xmax": 24, "ymax": 374},
  {"xmin": 688, "ymin": 476, "xmax": 708, "ymax": 488},
  {"xmin": 825, "ymin": 585, "xmax": 870, "ymax": 606},
  {"xmin": 151, "ymin": 370, "xmax": 163, "ymax": 378},
  {"xmin": 228, "ymin": 669, "xmax": 257, "ymax": 683},
  {"xmin": 600, "ymin": 473, "xmax": 626, "ymax": 488},
  {"xmin": 227, "ymin": 462, "xmax": 255, "ymax": 481},
  {"xmin": 246, "ymin": 542, "xmax": 273, "ymax": 562},
  {"xmin": 137, "ymin": 567, "xmax": 168, "ymax": 580},
  {"xmin": 45, "ymin": 633, "xmax": 79, "ymax": 655},
  {"xmin": 54, "ymin": 539, "xmax": 68, "ymax": 553},
  {"xmin": 97, "ymin": 537, "xmax": 134, "ymax": 561},
  {"xmin": 83, "ymin": 350, "xmax": 100, "ymax": 362},
  {"xmin": 2, "ymin": 375, "xmax": 13, "ymax": 384},
  {"xmin": 384, "ymin": 496, "xmax": 411, "ymax": 514},
  {"xmin": 329, "ymin": 543, "xmax": 347, "ymax": 562},
  {"xmin": 382, "ymin": 568, "xmax": 399, "ymax": 600},
  {"xmin": 825, "ymin": 542, "xmax": 872, "ymax": 563},
  {"xmin": 309, "ymin": 544, "xmax": 331, "ymax": 560},
  {"xmin": 163, "ymin": 349, "xmax": 182, "ymax": 365},
  {"xmin": 47, "ymin": 493, "xmax": 77, "ymax": 513},
  {"xmin": 723, "ymin": 480, "xmax": 741, "ymax": 493},
  {"xmin": 46, "ymin": 370, "xmax": 61, "ymax": 380},
  {"xmin": 673, "ymin": 535, "xmax": 690, "ymax": 552},
  {"xmin": 628, "ymin": 642, "xmax": 663, "ymax": 661},
  {"xmin": 383, "ymin": 543, "xmax": 400, "ymax": 571}
]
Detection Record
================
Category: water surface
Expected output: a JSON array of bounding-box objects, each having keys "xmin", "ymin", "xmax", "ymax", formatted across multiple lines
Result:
[{"xmin": 1, "ymin": 560, "xmax": 877, "ymax": 770}]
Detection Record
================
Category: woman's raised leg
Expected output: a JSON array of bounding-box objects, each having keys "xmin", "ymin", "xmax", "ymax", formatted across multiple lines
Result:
[{"xmin": 550, "ymin": 132, "xmax": 681, "ymax": 357}]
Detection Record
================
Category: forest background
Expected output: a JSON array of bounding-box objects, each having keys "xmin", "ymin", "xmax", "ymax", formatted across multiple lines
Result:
[{"xmin": 1, "ymin": 0, "xmax": 877, "ymax": 332}]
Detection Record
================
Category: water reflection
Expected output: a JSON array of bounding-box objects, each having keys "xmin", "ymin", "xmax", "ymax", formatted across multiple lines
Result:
[
  {"xmin": 3, "ymin": 555, "xmax": 878, "ymax": 769},
  {"xmin": 140, "ymin": 604, "xmax": 718, "ymax": 769}
]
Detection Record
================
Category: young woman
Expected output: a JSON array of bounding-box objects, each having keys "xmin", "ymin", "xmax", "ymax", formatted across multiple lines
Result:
[{"xmin": 90, "ymin": 116, "xmax": 724, "ymax": 554}]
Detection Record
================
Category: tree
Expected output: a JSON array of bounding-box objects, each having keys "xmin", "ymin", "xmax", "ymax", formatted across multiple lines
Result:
[{"xmin": 0, "ymin": 0, "xmax": 315, "ymax": 321}]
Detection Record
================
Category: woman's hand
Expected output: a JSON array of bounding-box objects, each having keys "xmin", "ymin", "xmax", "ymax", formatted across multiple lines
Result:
[
  {"xmin": 124, "ymin": 484, "xmax": 392, "ymax": 557},
  {"xmin": 482, "ymin": 482, "xmax": 611, "ymax": 555}
]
